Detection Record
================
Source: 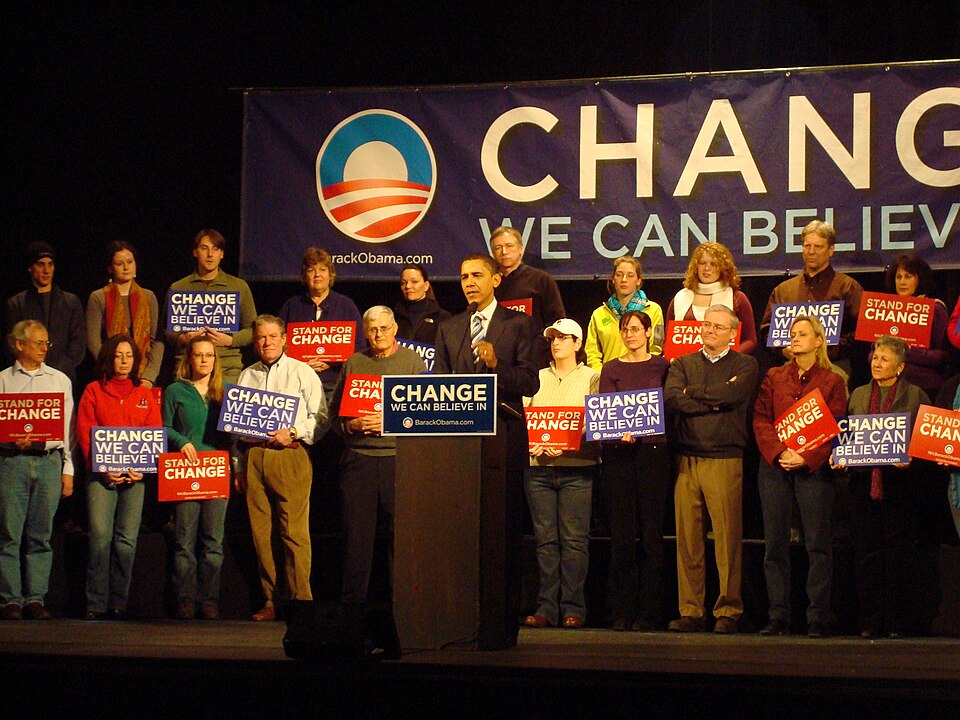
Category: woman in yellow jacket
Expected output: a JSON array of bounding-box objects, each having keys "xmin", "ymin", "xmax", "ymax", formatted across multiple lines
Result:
[{"xmin": 586, "ymin": 255, "xmax": 664, "ymax": 370}]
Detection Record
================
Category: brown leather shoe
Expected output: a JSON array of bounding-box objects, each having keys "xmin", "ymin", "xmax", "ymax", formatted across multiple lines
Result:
[
  {"xmin": 176, "ymin": 601, "xmax": 196, "ymax": 620},
  {"xmin": 713, "ymin": 617, "xmax": 738, "ymax": 634},
  {"xmin": 1, "ymin": 604, "xmax": 22, "ymax": 620},
  {"xmin": 22, "ymin": 602, "xmax": 52, "ymax": 620},
  {"xmin": 199, "ymin": 603, "xmax": 220, "ymax": 620},
  {"xmin": 562, "ymin": 615, "xmax": 584, "ymax": 629},
  {"xmin": 667, "ymin": 616, "xmax": 705, "ymax": 632},
  {"xmin": 523, "ymin": 614, "xmax": 549, "ymax": 628},
  {"xmin": 251, "ymin": 605, "xmax": 276, "ymax": 621}
]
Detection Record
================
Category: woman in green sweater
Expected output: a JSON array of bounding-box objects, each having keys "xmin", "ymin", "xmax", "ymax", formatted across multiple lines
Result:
[{"xmin": 162, "ymin": 336, "xmax": 229, "ymax": 620}]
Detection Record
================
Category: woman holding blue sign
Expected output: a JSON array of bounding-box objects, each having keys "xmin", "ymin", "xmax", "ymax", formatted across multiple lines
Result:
[
  {"xmin": 585, "ymin": 255, "xmax": 664, "ymax": 369},
  {"xmin": 845, "ymin": 335, "xmax": 930, "ymax": 638},
  {"xmin": 598, "ymin": 310, "xmax": 670, "ymax": 631},
  {"xmin": 77, "ymin": 334, "xmax": 162, "ymax": 620},
  {"xmin": 753, "ymin": 315, "xmax": 847, "ymax": 638},
  {"xmin": 162, "ymin": 336, "xmax": 229, "ymax": 620},
  {"xmin": 521, "ymin": 318, "xmax": 599, "ymax": 630}
]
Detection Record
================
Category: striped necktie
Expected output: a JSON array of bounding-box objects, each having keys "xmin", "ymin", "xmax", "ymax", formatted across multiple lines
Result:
[{"xmin": 471, "ymin": 312, "xmax": 484, "ymax": 366}]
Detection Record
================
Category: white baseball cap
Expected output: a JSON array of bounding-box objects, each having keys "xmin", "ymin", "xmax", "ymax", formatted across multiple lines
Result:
[{"xmin": 543, "ymin": 318, "xmax": 583, "ymax": 341}]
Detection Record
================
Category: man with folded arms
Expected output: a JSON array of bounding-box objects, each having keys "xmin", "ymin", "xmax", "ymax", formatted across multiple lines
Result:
[
  {"xmin": 0, "ymin": 320, "xmax": 74, "ymax": 620},
  {"xmin": 664, "ymin": 306, "xmax": 758, "ymax": 634}
]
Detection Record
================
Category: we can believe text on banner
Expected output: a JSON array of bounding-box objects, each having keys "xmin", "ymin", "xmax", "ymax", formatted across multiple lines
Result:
[{"xmin": 241, "ymin": 62, "xmax": 959, "ymax": 281}]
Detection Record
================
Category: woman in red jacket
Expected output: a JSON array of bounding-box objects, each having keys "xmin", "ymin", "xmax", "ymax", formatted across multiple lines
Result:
[
  {"xmin": 78, "ymin": 334, "xmax": 161, "ymax": 620},
  {"xmin": 753, "ymin": 315, "xmax": 847, "ymax": 638}
]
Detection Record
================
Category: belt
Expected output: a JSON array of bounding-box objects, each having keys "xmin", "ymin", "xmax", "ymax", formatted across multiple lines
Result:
[
  {"xmin": 0, "ymin": 447, "xmax": 57, "ymax": 458},
  {"xmin": 251, "ymin": 441, "xmax": 302, "ymax": 450}
]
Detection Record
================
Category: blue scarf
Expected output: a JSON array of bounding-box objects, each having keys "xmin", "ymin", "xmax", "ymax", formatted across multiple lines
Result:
[
  {"xmin": 951, "ymin": 384, "xmax": 960, "ymax": 509},
  {"xmin": 606, "ymin": 289, "xmax": 648, "ymax": 318}
]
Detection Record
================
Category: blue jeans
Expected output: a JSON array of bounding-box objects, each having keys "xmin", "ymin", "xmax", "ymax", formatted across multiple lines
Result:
[
  {"xmin": 757, "ymin": 462, "xmax": 834, "ymax": 624},
  {"xmin": 523, "ymin": 465, "xmax": 594, "ymax": 625},
  {"xmin": 0, "ymin": 452, "xmax": 62, "ymax": 606},
  {"xmin": 173, "ymin": 498, "xmax": 228, "ymax": 605},
  {"xmin": 86, "ymin": 478, "xmax": 144, "ymax": 613}
]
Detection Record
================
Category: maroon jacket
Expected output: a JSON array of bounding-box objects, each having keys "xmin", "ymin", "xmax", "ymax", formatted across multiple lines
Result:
[{"xmin": 753, "ymin": 360, "xmax": 847, "ymax": 472}]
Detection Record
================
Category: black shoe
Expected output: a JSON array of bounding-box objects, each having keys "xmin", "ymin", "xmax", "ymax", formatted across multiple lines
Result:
[
  {"xmin": 84, "ymin": 611, "xmax": 107, "ymax": 621},
  {"xmin": 807, "ymin": 620, "xmax": 827, "ymax": 638},
  {"xmin": 1, "ymin": 604, "xmax": 22, "ymax": 620},
  {"xmin": 611, "ymin": 617, "xmax": 630, "ymax": 632},
  {"xmin": 759, "ymin": 618, "xmax": 789, "ymax": 636},
  {"xmin": 631, "ymin": 618, "xmax": 655, "ymax": 632},
  {"xmin": 107, "ymin": 608, "xmax": 126, "ymax": 621}
]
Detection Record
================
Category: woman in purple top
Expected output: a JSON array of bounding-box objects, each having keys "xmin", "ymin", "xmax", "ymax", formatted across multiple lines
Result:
[{"xmin": 598, "ymin": 310, "xmax": 671, "ymax": 631}]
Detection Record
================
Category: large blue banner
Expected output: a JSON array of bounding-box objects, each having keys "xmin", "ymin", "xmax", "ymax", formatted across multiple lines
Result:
[{"xmin": 241, "ymin": 62, "xmax": 959, "ymax": 281}]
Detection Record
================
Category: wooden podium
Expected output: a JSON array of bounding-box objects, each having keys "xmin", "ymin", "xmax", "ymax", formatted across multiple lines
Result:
[{"xmin": 394, "ymin": 432, "xmax": 513, "ymax": 650}]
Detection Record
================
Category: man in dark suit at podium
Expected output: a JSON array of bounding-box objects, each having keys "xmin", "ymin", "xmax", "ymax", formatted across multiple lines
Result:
[{"xmin": 433, "ymin": 252, "xmax": 539, "ymax": 647}]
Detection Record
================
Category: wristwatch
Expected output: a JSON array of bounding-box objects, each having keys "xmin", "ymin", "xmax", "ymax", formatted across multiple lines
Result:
[{"xmin": 289, "ymin": 426, "xmax": 298, "ymax": 440}]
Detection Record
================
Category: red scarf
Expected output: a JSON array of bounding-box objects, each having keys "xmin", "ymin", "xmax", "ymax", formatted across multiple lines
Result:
[
  {"xmin": 104, "ymin": 281, "xmax": 151, "ymax": 375},
  {"xmin": 868, "ymin": 377, "xmax": 899, "ymax": 500}
]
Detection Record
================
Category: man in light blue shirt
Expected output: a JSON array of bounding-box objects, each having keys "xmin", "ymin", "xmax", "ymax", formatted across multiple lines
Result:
[{"xmin": 0, "ymin": 320, "xmax": 74, "ymax": 620}]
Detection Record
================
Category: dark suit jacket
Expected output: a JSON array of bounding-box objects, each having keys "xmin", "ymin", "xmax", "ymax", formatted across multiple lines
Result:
[
  {"xmin": 5, "ymin": 285, "xmax": 86, "ymax": 385},
  {"xmin": 433, "ymin": 303, "xmax": 539, "ymax": 411}
]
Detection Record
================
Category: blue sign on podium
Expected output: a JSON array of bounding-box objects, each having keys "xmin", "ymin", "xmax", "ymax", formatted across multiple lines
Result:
[{"xmin": 382, "ymin": 374, "xmax": 497, "ymax": 436}]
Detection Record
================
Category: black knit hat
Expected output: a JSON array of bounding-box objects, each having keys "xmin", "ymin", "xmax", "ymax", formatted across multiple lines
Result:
[{"xmin": 26, "ymin": 241, "xmax": 56, "ymax": 265}]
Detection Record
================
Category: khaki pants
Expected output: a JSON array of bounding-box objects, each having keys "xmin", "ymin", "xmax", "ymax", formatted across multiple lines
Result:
[
  {"xmin": 674, "ymin": 455, "xmax": 742, "ymax": 620},
  {"xmin": 245, "ymin": 445, "xmax": 313, "ymax": 603}
]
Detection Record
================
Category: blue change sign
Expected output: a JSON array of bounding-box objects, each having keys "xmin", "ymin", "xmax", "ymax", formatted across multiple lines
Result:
[
  {"xmin": 382, "ymin": 374, "xmax": 497, "ymax": 435},
  {"xmin": 166, "ymin": 290, "xmax": 241, "ymax": 332},
  {"xmin": 217, "ymin": 384, "xmax": 301, "ymax": 440},
  {"xmin": 585, "ymin": 388, "xmax": 665, "ymax": 441},
  {"xmin": 91, "ymin": 426, "xmax": 168, "ymax": 473},
  {"xmin": 767, "ymin": 301, "xmax": 844, "ymax": 348},
  {"xmin": 397, "ymin": 339, "xmax": 436, "ymax": 373},
  {"xmin": 830, "ymin": 412, "xmax": 911, "ymax": 467}
]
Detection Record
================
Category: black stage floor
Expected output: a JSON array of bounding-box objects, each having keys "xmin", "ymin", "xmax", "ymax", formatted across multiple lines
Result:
[{"xmin": 2, "ymin": 620, "xmax": 959, "ymax": 719}]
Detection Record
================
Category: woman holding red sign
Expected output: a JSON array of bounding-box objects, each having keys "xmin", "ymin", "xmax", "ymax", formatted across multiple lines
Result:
[
  {"xmin": 882, "ymin": 253, "xmax": 949, "ymax": 400},
  {"xmin": 77, "ymin": 335, "xmax": 162, "ymax": 620},
  {"xmin": 522, "ymin": 319, "xmax": 599, "ymax": 630},
  {"xmin": 667, "ymin": 242, "xmax": 757, "ymax": 355},
  {"xmin": 597, "ymin": 310, "xmax": 671, "ymax": 631},
  {"xmin": 753, "ymin": 315, "xmax": 846, "ymax": 638},
  {"xmin": 162, "ymin": 336, "xmax": 229, "ymax": 620},
  {"xmin": 846, "ymin": 335, "xmax": 930, "ymax": 638}
]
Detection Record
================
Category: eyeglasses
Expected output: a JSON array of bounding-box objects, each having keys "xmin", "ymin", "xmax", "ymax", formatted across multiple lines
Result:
[
  {"xmin": 26, "ymin": 340, "xmax": 52, "ymax": 349},
  {"xmin": 701, "ymin": 321, "xmax": 733, "ymax": 331},
  {"xmin": 549, "ymin": 334, "xmax": 575, "ymax": 342},
  {"xmin": 620, "ymin": 326, "xmax": 646, "ymax": 335}
]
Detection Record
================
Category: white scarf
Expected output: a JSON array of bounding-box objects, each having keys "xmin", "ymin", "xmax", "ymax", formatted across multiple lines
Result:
[{"xmin": 672, "ymin": 284, "xmax": 734, "ymax": 320}]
